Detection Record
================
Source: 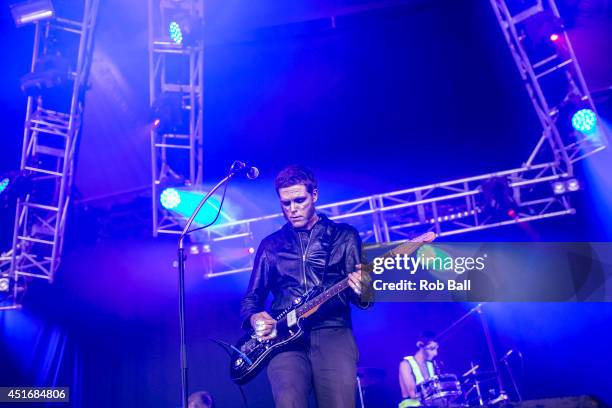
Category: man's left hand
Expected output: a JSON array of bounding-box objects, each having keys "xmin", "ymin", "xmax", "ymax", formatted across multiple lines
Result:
[{"xmin": 348, "ymin": 264, "xmax": 367, "ymax": 296}]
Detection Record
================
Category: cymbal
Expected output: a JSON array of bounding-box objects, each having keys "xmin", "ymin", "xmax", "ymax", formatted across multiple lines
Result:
[{"xmin": 462, "ymin": 370, "xmax": 498, "ymax": 380}]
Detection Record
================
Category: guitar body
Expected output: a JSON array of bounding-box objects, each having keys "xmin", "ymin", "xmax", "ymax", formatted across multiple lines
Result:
[
  {"xmin": 230, "ymin": 288, "xmax": 322, "ymax": 384},
  {"xmin": 229, "ymin": 231, "xmax": 436, "ymax": 385}
]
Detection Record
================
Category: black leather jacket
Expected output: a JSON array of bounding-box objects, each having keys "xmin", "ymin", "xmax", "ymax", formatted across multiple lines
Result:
[{"xmin": 240, "ymin": 214, "xmax": 370, "ymax": 330}]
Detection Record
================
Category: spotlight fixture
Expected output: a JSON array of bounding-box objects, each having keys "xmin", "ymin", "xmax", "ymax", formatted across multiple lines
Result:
[
  {"xmin": 150, "ymin": 92, "xmax": 186, "ymax": 134},
  {"xmin": 551, "ymin": 178, "xmax": 581, "ymax": 195},
  {"xmin": 0, "ymin": 171, "xmax": 34, "ymax": 209},
  {"xmin": 164, "ymin": 11, "xmax": 203, "ymax": 47},
  {"xmin": 169, "ymin": 21, "xmax": 183, "ymax": 45},
  {"xmin": 571, "ymin": 108, "xmax": 597, "ymax": 135},
  {"xmin": 160, "ymin": 187, "xmax": 181, "ymax": 210},
  {"xmin": 0, "ymin": 178, "xmax": 9, "ymax": 195},
  {"xmin": 481, "ymin": 177, "xmax": 517, "ymax": 220},
  {"xmin": 19, "ymin": 54, "xmax": 71, "ymax": 96},
  {"xmin": 566, "ymin": 178, "xmax": 580, "ymax": 192},
  {"xmin": 0, "ymin": 277, "xmax": 10, "ymax": 293},
  {"xmin": 10, "ymin": 0, "xmax": 55, "ymax": 27},
  {"xmin": 552, "ymin": 181, "xmax": 566, "ymax": 195}
]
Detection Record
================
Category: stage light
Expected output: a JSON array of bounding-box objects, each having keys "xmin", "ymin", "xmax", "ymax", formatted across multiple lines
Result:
[
  {"xmin": 10, "ymin": 0, "xmax": 55, "ymax": 27},
  {"xmin": 481, "ymin": 177, "xmax": 517, "ymax": 220},
  {"xmin": 549, "ymin": 33, "xmax": 559, "ymax": 42},
  {"xmin": 169, "ymin": 21, "xmax": 183, "ymax": 45},
  {"xmin": 567, "ymin": 178, "xmax": 580, "ymax": 192},
  {"xmin": 19, "ymin": 55, "xmax": 70, "ymax": 96},
  {"xmin": 159, "ymin": 187, "xmax": 229, "ymax": 226},
  {"xmin": 0, "ymin": 178, "xmax": 9, "ymax": 195},
  {"xmin": 571, "ymin": 109, "xmax": 597, "ymax": 134},
  {"xmin": 0, "ymin": 278, "xmax": 9, "ymax": 293},
  {"xmin": 160, "ymin": 188, "xmax": 181, "ymax": 209},
  {"xmin": 150, "ymin": 93, "xmax": 185, "ymax": 134},
  {"xmin": 552, "ymin": 181, "xmax": 566, "ymax": 195}
]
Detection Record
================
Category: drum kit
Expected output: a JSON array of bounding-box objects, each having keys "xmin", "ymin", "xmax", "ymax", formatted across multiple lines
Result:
[
  {"xmin": 414, "ymin": 365, "xmax": 506, "ymax": 407},
  {"xmin": 356, "ymin": 305, "xmax": 520, "ymax": 407},
  {"xmin": 357, "ymin": 364, "xmax": 507, "ymax": 407}
]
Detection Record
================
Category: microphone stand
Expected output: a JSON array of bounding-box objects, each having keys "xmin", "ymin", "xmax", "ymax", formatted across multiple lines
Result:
[
  {"xmin": 477, "ymin": 306, "xmax": 508, "ymax": 404},
  {"xmin": 501, "ymin": 352, "xmax": 522, "ymax": 402},
  {"xmin": 176, "ymin": 169, "xmax": 238, "ymax": 408},
  {"xmin": 434, "ymin": 304, "xmax": 508, "ymax": 404}
]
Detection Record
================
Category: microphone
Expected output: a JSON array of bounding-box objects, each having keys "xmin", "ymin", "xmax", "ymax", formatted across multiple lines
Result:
[
  {"xmin": 433, "ymin": 359, "xmax": 444, "ymax": 374},
  {"xmin": 230, "ymin": 161, "xmax": 260, "ymax": 179}
]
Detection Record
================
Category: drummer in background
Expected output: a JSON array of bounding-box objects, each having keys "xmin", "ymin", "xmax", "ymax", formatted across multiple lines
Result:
[{"xmin": 398, "ymin": 331, "xmax": 439, "ymax": 408}]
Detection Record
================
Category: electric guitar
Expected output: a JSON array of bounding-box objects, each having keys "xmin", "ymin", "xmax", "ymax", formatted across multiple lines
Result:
[{"xmin": 229, "ymin": 231, "xmax": 436, "ymax": 384}]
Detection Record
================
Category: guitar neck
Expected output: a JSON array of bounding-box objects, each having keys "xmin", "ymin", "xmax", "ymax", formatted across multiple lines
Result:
[
  {"xmin": 294, "ymin": 231, "xmax": 435, "ymax": 319},
  {"xmin": 296, "ymin": 277, "xmax": 350, "ymax": 318}
]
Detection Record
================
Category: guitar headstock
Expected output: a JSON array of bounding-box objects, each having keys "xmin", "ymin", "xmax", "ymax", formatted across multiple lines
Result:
[
  {"xmin": 361, "ymin": 231, "xmax": 437, "ymax": 275},
  {"xmin": 389, "ymin": 231, "xmax": 436, "ymax": 257},
  {"xmin": 413, "ymin": 231, "xmax": 436, "ymax": 244}
]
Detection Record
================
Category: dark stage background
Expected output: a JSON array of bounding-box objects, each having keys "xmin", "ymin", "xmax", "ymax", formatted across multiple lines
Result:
[{"xmin": 1, "ymin": 0, "xmax": 612, "ymax": 407}]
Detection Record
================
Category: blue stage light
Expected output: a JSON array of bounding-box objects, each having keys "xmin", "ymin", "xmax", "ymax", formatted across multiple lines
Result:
[
  {"xmin": 160, "ymin": 188, "xmax": 228, "ymax": 225},
  {"xmin": 0, "ymin": 178, "xmax": 9, "ymax": 195},
  {"xmin": 571, "ymin": 109, "xmax": 597, "ymax": 134},
  {"xmin": 160, "ymin": 188, "xmax": 181, "ymax": 209},
  {"xmin": 169, "ymin": 21, "xmax": 183, "ymax": 45}
]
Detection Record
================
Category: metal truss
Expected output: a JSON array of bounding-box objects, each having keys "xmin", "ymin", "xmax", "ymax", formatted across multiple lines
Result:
[
  {"xmin": 149, "ymin": 0, "xmax": 204, "ymax": 236},
  {"xmin": 186, "ymin": 0, "xmax": 608, "ymax": 278},
  {"xmin": 200, "ymin": 162, "xmax": 575, "ymax": 277},
  {"xmin": 1, "ymin": 0, "xmax": 99, "ymax": 309},
  {"xmin": 490, "ymin": 0, "xmax": 607, "ymax": 170}
]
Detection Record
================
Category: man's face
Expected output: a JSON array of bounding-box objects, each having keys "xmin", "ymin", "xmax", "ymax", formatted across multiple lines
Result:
[
  {"xmin": 278, "ymin": 184, "xmax": 318, "ymax": 228},
  {"xmin": 424, "ymin": 341, "xmax": 439, "ymax": 360}
]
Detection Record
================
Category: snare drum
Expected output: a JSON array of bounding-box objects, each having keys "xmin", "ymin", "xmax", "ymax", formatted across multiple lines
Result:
[{"xmin": 417, "ymin": 374, "xmax": 462, "ymax": 405}]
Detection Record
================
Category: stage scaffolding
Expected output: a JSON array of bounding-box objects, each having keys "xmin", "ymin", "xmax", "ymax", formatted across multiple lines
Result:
[
  {"xmin": 0, "ymin": 0, "xmax": 99, "ymax": 310},
  {"xmin": 489, "ymin": 0, "xmax": 607, "ymax": 167},
  {"xmin": 148, "ymin": 0, "xmax": 204, "ymax": 236},
  {"xmin": 174, "ymin": 0, "xmax": 608, "ymax": 278}
]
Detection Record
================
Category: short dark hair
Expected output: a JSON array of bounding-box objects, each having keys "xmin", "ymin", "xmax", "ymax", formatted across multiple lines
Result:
[
  {"xmin": 188, "ymin": 391, "xmax": 214, "ymax": 408},
  {"xmin": 416, "ymin": 331, "xmax": 437, "ymax": 348},
  {"xmin": 274, "ymin": 165, "xmax": 318, "ymax": 194}
]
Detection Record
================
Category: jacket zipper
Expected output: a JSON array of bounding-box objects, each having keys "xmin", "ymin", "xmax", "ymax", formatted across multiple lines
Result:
[{"xmin": 298, "ymin": 230, "xmax": 313, "ymax": 294}]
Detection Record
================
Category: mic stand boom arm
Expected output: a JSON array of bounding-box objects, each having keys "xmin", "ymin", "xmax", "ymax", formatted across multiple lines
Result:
[{"xmin": 176, "ymin": 171, "xmax": 237, "ymax": 408}]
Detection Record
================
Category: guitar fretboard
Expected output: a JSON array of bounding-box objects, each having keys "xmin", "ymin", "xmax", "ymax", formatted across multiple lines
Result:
[
  {"xmin": 294, "ymin": 231, "xmax": 435, "ymax": 318},
  {"xmin": 296, "ymin": 278, "xmax": 350, "ymax": 317}
]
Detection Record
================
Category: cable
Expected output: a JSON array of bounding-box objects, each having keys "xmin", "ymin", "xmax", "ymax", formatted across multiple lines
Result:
[
  {"xmin": 208, "ymin": 337, "xmax": 249, "ymax": 408},
  {"xmin": 187, "ymin": 168, "xmax": 231, "ymax": 235}
]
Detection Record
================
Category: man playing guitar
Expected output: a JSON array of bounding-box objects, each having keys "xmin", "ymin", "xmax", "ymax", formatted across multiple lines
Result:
[{"xmin": 240, "ymin": 165, "xmax": 371, "ymax": 408}]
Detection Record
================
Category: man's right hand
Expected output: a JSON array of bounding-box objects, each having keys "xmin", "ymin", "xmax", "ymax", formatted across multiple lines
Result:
[{"xmin": 250, "ymin": 311, "xmax": 277, "ymax": 338}]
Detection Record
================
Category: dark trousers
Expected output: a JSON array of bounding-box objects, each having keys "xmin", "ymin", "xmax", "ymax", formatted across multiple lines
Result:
[{"xmin": 267, "ymin": 327, "xmax": 358, "ymax": 408}]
